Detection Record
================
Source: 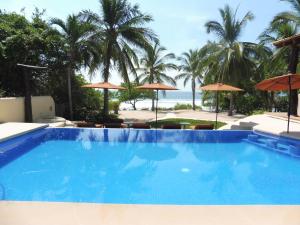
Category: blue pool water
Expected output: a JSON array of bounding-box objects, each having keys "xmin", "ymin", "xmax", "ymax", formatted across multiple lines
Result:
[{"xmin": 0, "ymin": 128, "xmax": 300, "ymax": 205}]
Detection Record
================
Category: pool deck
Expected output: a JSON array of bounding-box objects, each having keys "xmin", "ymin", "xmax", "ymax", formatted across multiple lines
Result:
[
  {"xmin": 0, "ymin": 201, "xmax": 300, "ymax": 225},
  {"xmin": 220, "ymin": 114, "xmax": 300, "ymax": 139},
  {"xmin": 0, "ymin": 122, "xmax": 48, "ymax": 142}
]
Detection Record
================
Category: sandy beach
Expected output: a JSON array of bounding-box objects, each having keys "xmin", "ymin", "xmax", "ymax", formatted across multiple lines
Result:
[{"xmin": 119, "ymin": 110, "xmax": 245, "ymax": 123}]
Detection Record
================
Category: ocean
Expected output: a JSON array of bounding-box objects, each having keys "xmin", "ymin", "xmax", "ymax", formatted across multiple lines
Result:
[{"xmin": 119, "ymin": 91, "xmax": 202, "ymax": 110}]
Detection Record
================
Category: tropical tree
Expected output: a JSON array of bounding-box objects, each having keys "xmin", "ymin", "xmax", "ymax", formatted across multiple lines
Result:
[
  {"xmin": 50, "ymin": 14, "xmax": 99, "ymax": 120},
  {"xmin": 138, "ymin": 42, "xmax": 177, "ymax": 111},
  {"xmin": 117, "ymin": 82, "xmax": 154, "ymax": 110},
  {"xmin": 176, "ymin": 48, "xmax": 207, "ymax": 110},
  {"xmin": 204, "ymin": 5, "xmax": 257, "ymax": 116},
  {"xmin": 258, "ymin": 21, "xmax": 298, "ymax": 112},
  {"xmin": 81, "ymin": 0, "xmax": 156, "ymax": 117},
  {"xmin": 269, "ymin": 0, "xmax": 300, "ymax": 115}
]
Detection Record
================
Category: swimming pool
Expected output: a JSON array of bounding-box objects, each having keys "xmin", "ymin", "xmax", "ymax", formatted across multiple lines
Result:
[{"xmin": 0, "ymin": 128, "xmax": 300, "ymax": 205}]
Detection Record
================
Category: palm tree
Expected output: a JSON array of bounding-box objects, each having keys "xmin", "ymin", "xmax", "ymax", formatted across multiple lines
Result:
[
  {"xmin": 82, "ymin": 0, "xmax": 156, "ymax": 117},
  {"xmin": 176, "ymin": 49, "xmax": 206, "ymax": 110},
  {"xmin": 258, "ymin": 22, "xmax": 298, "ymax": 111},
  {"xmin": 204, "ymin": 5, "xmax": 257, "ymax": 116},
  {"xmin": 259, "ymin": 22, "xmax": 297, "ymax": 75},
  {"xmin": 273, "ymin": 0, "xmax": 300, "ymax": 25},
  {"xmin": 138, "ymin": 42, "xmax": 177, "ymax": 111},
  {"xmin": 270, "ymin": 0, "xmax": 300, "ymax": 115},
  {"xmin": 51, "ymin": 14, "xmax": 99, "ymax": 120}
]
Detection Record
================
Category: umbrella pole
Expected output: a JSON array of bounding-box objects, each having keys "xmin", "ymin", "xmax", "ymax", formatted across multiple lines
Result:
[
  {"xmin": 288, "ymin": 76, "xmax": 292, "ymax": 133},
  {"xmin": 156, "ymin": 89, "xmax": 158, "ymax": 129},
  {"xmin": 215, "ymin": 92, "xmax": 219, "ymax": 130}
]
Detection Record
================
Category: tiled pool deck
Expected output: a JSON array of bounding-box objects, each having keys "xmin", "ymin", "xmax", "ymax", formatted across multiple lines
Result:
[{"xmin": 1, "ymin": 202, "xmax": 300, "ymax": 225}]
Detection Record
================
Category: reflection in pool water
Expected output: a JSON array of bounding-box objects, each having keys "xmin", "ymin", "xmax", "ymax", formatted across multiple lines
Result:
[{"xmin": 0, "ymin": 128, "xmax": 300, "ymax": 205}]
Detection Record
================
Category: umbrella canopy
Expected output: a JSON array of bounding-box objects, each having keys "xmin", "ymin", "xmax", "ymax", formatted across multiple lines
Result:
[
  {"xmin": 200, "ymin": 83, "xmax": 243, "ymax": 129},
  {"xmin": 255, "ymin": 74, "xmax": 300, "ymax": 91},
  {"xmin": 136, "ymin": 83, "xmax": 178, "ymax": 91},
  {"xmin": 136, "ymin": 83, "xmax": 178, "ymax": 128},
  {"xmin": 82, "ymin": 82, "xmax": 126, "ymax": 118},
  {"xmin": 200, "ymin": 83, "xmax": 243, "ymax": 92},
  {"xmin": 82, "ymin": 82, "xmax": 126, "ymax": 90},
  {"xmin": 256, "ymin": 73, "xmax": 300, "ymax": 133}
]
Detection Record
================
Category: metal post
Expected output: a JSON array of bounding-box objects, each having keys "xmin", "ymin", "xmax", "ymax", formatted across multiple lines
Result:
[
  {"xmin": 17, "ymin": 64, "xmax": 47, "ymax": 123},
  {"xmin": 156, "ymin": 89, "xmax": 158, "ymax": 129},
  {"xmin": 24, "ymin": 70, "xmax": 33, "ymax": 122},
  {"xmin": 288, "ymin": 76, "xmax": 292, "ymax": 133},
  {"xmin": 215, "ymin": 92, "xmax": 219, "ymax": 130}
]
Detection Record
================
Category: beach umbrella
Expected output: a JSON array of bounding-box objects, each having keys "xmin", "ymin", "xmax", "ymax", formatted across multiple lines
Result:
[
  {"xmin": 256, "ymin": 73, "xmax": 300, "ymax": 133},
  {"xmin": 200, "ymin": 83, "xmax": 243, "ymax": 129},
  {"xmin": 82, "ymin": 82, "xmax": 126, "ymax": 117},
  {"xmin": 136, "ymin": 83, "xmax": 178, "ymax": 128},
  {"xmin": 82, "ymin": 82, "xmax": 126, "ymax": 90}
]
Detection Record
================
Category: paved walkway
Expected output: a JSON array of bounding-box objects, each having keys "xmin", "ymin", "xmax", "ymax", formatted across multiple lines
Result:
[
  {"xmin": 1, "ymin": 201, "xmax": 299, "ymax": 225},
  {"xmin": 221, "ymin": 114, "xmax": 300, "ymax": 139},
  {"xmin": 0, "ymin": 122, "xmax": 48, "ymax": 142},
  {"xmin": 119, "ymin": 110, "xmax": 245, "ymax": 123}
]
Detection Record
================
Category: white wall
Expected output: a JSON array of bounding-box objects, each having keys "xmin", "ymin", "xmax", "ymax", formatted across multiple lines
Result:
[
  {"xmin": 0, "ymin": 96, "xmax": 55, "ymax": 123},
  {"xmin": 298, "ymin": 94, "xmax": 300, "ymax": 116}
]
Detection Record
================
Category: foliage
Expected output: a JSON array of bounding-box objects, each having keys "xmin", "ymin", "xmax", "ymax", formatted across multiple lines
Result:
[
  {"xmin": 275, "ymin": 95, "xmax": 289, "ymax": 112},
  {"xmin": 204, "ymin": 5, "xmax": 258, "ymax": 116},
  {"xmin": 174, "ymin": 103, "xmax": 201, "ymax": 110},
  {"xmin": 176, "ymin": 48, "xmax": 206, "ymax": 110},
  {"xmin": 0, "ymin": 11, "xmax": 102, "ymax": 121},
  {"xmin": 71, "ymin": 75, "xmax": 103, "ymax": 120},
  {"xmin": 0, "ymin": 88, "xmax": 4, "ymax": 97},
  {"xmin": 138, "ymin": 42, "xmax": 177, "ymax": 110},
  {"xmin": 147, "ymin": 118, "xmax": 226, "ymax": 129},
  {"xmin": 251, "ymin": 110, "xmax": 265, "ymax": 115},
  {"xmin": 81, "ymin": 0, "xmax": 157, "ymax": 116},
  {"xmin": 109, "ymin": 101, "xmax": 121, "ymax": 114},
  {"xmin": 235, "ymin": 94, "xmax": 265, "ymax": 115},
  {"xmin": 117, "ymin": 82, "xmax": 154, "ymax": 110},
  {"xmin": 50, "ymin": 13, "xmax": 100, "ymax": 119},
  {"xmin": 174, "ymin": 103, "xmax": 193, "ymax": 110}
]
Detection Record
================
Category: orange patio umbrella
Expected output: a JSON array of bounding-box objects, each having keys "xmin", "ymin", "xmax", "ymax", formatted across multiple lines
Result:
[
  {"xmin": 256, "ymin": 74, "xmax": 300, "ymax": 133},
  {"xmin": 136, "ymin": 83, "xmax": 178, "ymax": 128},
  {"xmin": 82, "ymin": 82, "xmax": 126, "ymax": 90},
  {"xmin": 200, "ymin": 83, "xmax": 243, "ymax": 129},
  {"xmin": 82, "ymin": 82, "xmax": 126, "ymax": 116}
]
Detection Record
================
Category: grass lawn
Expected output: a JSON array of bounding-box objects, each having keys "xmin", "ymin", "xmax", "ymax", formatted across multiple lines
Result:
[{"xmin": 147, "ymin": 118, "xmax": 226, "ymax": 129}]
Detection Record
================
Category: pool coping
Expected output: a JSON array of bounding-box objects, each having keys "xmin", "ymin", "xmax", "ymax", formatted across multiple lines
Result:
[
  {"xmin": 0, "ymin": 201, "xmax": 300, "ymax": 225},
  {"xmin": 0, "ymin": 123, "xmax": 48, "ymax": 143}
]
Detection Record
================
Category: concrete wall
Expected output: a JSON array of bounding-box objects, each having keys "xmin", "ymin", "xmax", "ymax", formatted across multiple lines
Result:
[
  {"xmin": 0, "ymin": 96, "xmax": 55, "ymax": 123},
  {"xmin": 298, "ymin": 94, "xmax": 300, "ymax": 116}
]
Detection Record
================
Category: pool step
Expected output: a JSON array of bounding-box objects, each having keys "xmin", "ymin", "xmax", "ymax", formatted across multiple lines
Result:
[{"xmin": 245, "ymin": 134, "xmax": 300, "ymax": 158}]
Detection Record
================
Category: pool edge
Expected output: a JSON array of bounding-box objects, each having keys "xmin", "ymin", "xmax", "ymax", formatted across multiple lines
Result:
[{"xmin": 1, "ymin": 201, "xmax": 300, "ymax": 225}]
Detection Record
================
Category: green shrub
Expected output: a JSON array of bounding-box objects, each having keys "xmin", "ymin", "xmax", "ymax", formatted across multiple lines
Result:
[
  {"xmin": 235, "ymin": 94, "xmax": 264, "ymax": 115},
  {"xmin": 275, "ymin": 96, "xmax": 288, "ymax": 112},
  {"xmin": 109, "ymin": 101, "xmax": 120, "ymax": 114},
  {"xmin": 252, "ymin": 109, "xmax": 265, "ymax": 115},
  {"xmin": 174, "ymin": 103, "xmax": 201, "ymax": 110}
]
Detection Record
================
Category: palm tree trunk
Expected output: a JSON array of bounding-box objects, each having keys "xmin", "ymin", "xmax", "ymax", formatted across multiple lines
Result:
[
  {"xmin": 67, "ymin": 66, "xmax": 73, "ymax": 120},
  {"xmin": 103, "ymin": 46, "xmax": 112, "ymax": 118},
  {"xmin": 228, "ymin": 93, "xmax": 234, "ymax": 116},
  {"xmin": 192, "ymin": 79, "xmax": 196, "ymax": 111},
  {"xmin": 288, "ymin": 45, "xmax": 299, "ymax": 116}
]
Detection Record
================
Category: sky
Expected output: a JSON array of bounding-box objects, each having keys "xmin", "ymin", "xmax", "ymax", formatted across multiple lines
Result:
[{"xmin": 0, "ymin": 0, "xmax": 292, "ymax": 90}]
